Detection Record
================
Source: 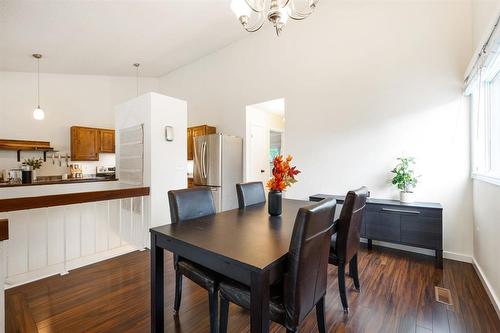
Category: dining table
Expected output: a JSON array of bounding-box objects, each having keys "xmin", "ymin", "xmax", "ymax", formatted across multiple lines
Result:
[{"xmin": 149, "ymin": 198, "xmax": 318, "ymax": 333}]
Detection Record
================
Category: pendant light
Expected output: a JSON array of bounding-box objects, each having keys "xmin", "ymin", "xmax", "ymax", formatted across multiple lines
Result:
[
  {"xmin": 32, "ymin": 54, "xmax": 45, "ymax": 120},
  {"xmin": 133, "ymin": 63, "xmax": 140, "ymax": 96}
]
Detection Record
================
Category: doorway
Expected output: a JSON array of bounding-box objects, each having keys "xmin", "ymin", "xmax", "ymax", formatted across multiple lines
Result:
[{"xmin": 245, "ymin": 98, "xmax": 285, "ymax": 184}]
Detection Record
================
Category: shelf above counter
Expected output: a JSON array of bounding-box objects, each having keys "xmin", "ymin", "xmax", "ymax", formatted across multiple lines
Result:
[{"xmin": 0, "ymin": 139, "xmax": 55, "ymax": 162}]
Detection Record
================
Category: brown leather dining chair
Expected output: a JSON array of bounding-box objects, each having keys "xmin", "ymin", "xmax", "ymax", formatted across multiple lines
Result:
[
  {"xmin": 168, "ymin": 188, "xmax": 219, "ymax": 333},
  {"xmin": 329, "ymin": 187, "xmax": 368, "ymax": 313},
  {"xmin": 236, "ymin": 181, "xmax": 266, "ymax": 208},
  {"xmin": 218, "ymin": 198, "xmax": 337, "ymax": 333}
]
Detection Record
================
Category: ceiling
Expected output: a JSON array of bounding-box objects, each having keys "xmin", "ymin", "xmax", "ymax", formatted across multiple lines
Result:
[
  {"xmin": 0, "ymin": 0, "xmax": 248, "ymax": 77},
  {"xmin": 251, "ymin": 98, "xmax": 285, "ymax": 116}
]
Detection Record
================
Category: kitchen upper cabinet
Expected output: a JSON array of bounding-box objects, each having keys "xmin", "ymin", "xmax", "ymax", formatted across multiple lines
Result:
[
  {"xmin": 71, "ymin": 126, "xmax": 100, "ymax": 161},
  {"xmin": 99, "ymin": 129, "xmax": 115, "ymax": 153},
  {"xmin": 187, "ymin": 127, "xmax": 193, "ymax": 161},
  {"xmin": 187, "ymin": 125, "xmax": 216, "ymax": 160},
  {"xmin": 71, "ymin": 126, "xmax": 116, "ymax": 161}
]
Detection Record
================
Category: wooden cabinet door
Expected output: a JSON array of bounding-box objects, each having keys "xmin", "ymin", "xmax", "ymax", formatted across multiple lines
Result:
[
  {"xmin": 99, "ymin": 129, "xmax": 115, "ymax": 153},
  {"xmin": 187, "ymin": 128, "xmax": 193, "ymax": 160},
  {"xmin": 188, "ymin": 126, "xmax": 216, "ymax": 160},
  {"xmin": 365, "ymin": 211, "xmax": 401, "ymax": 242},
  {"xmin": 191, "ymin": 125, "xmax": 207, "ymax": 138},
  {"xmin": 71, "ymin": 126, "xmax": 100, "ymax": 161}
]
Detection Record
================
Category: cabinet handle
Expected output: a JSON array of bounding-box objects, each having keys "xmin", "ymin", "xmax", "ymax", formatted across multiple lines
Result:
[{"xmin": 381, "ymin": 208, "xmax": 421, "ymax": 214}]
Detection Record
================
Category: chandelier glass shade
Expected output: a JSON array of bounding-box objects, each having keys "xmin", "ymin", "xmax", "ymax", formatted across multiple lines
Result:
[{"xmin": 230, "ymin": 0, "xmax": 319, "ymax": 35}]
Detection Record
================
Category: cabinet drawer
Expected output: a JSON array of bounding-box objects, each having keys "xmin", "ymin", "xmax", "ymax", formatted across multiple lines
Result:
[
  {"xmin": 365, "ymin": 212, "xmax": 400, "ymax": 242},
  {"xmin": 369, "ymin": 204, "xmax": 441, "ymax": 219},
  {"xmin": 401, "ymin": 215, "xmax": 442, "ymax": 249}
]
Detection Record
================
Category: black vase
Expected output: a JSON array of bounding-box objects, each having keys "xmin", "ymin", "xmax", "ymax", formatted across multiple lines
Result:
[{"xmin": 268, "ymin": 190, "xmax": 282, "ymax": 216}]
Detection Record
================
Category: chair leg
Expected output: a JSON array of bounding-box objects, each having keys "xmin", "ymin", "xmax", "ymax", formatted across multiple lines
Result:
[
  {"xmin": 219, "ymin": 297, "xmax": 229, "ymax": 333},
  {"xmin": 208, "ymin": 289, "xmax": 219, "ymax": 333},
  {"xmin": 316, "ymin": 296, "xmax": 326, "ymax": 333},
  {"xmin": 349, "ymin": 253, "xmax": 360, "ymax": 291},
  {"xmin": 173, "ymin": 271, "xmax": 182, "ymax": 315},
  {"xmin": 338, "ymin": 263, "xmax": 348, "ymax": 313}
]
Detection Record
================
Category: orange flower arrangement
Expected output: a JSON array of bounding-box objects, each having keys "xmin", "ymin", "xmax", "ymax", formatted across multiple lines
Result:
[{"xmin": 267, "ymin": 155, "xmax": 301, "ymax": 192}]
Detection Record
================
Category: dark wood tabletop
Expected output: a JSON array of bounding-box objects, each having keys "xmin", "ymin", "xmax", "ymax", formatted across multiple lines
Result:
[
  {"xmin": 150, "ymin": 198, "xmax": 316, "ymax": 333},
  {"xmin": 151, "ymin": 198, "xmax": 310, "ymax": 271}
]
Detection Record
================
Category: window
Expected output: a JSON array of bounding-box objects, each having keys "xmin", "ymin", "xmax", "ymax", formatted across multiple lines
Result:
[{"xmin": 468, "ymin": 48, "xmax": 500, "ymax": 184}]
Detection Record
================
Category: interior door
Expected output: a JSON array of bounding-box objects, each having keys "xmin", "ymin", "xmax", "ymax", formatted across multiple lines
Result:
[{"xmin": 249, "ymin": 124, "xmax": 269, "ymax": 183}]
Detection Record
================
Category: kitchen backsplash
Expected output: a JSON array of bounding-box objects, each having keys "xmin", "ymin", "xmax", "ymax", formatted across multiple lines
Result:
[{"xmin": 0, "ymin": 151, "xmax": 115, "ymax": 176}]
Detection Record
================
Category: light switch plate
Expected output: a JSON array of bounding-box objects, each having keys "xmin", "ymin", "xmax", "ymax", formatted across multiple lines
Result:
[{"xmin": 165, "ymin": 126, "xmax": 174, "ymax": 142}]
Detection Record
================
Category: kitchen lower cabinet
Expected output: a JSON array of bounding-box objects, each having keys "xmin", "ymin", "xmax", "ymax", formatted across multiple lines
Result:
[{"xmin": 310, "ymin": 194, "xmax": 443, "ymax": 268}]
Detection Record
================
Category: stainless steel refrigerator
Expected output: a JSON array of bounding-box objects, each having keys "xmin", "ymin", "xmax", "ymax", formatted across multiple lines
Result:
[{"xmin": 193, "ymin": 134, "xmax": 243, "ymax": 212}]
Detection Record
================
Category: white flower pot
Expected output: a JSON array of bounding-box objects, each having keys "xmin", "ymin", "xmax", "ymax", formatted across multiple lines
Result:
[{"xmin": 400, "ymin": 191, "xmax": 415, "ymax": 203}]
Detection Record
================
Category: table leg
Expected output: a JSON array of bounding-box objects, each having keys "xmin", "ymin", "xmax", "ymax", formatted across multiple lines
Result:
[
  {"xmin": 367, "ymin": 239, "xmax": 373, "ymax": 250},
  {"xmin": 151, "ymin": 233, "xmax": 164, "ymax": 333},
  {"xmin": 250, "ymin": 270, "xmax": 270, "ymax": 333},
  {"xmin": 436, "ymin": 249, "xmax": 443, "ymax": 269}
]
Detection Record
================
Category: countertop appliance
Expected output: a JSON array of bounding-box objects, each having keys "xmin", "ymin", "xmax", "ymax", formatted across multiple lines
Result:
[
  {"xmin": 70, "ymin": 164, "xmax": 83, "ymax": 178},
  {"xmin": 193, "ymin": 133, "xmax": 243, "ymax": 212},
  {"xmin": 96, "ymin": 166, "xmax": 116, "ymax": 179}
]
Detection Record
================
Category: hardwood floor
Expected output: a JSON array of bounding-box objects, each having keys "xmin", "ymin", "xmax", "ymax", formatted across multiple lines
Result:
[{"xmin": 6, "ymin": 245, "xmax": 500, "ymax": 333}]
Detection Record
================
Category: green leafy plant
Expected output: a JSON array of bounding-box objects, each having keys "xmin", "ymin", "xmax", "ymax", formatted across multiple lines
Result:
[
  {"xmin": 22, "ymin": 157, "xmax": 43, "ymax": 170},
  {"xmin": 391, "ymin": 157, "xmax": 418, "ymax": 193}
]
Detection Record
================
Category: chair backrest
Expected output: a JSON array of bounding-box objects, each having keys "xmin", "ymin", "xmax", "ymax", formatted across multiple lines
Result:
[
  {"xmin": 168, "ymin": 188, "xmax": 216, "ymax": 223},
  {"xmin": 236, "ymin": 182, "xmax": 266, "ymax": 208},
  {"xmin": 284, "ymin": 198, "xmax": 336, "ymax": 327},
  {"xmin": 335, "ymin": 187, "xmax": 369, "ymax": 263}
]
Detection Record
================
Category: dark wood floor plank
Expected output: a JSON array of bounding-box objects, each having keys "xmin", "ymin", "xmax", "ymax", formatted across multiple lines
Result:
[{"xmin": 5, "ymin": 245, "xmax": 500, "ymax": 333}]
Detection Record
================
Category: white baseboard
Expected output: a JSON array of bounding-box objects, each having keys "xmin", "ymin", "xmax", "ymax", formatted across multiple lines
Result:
[
  {"xmin": 361, "ymin": 239, "xmax": 473, "ymax": 263},
  {"xmin": 472, "ymin": 257, "xmax": 500, "ymax": 319},
  {"xmin": 5, "ymin": 245, "xmax": 137, "ymax": 289},
  {"xmin": 443, "ymin": 251, "xmax": 472, "ymax": 263}
]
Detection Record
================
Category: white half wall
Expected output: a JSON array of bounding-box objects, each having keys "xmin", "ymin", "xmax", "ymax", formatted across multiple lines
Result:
[
  {"xmin": 0, "ymin": 71, "xmax": 159, "ymax": 175},
  {"xmin": 159, "ymin": 1, "xmax": 474, "ymax": 258}
]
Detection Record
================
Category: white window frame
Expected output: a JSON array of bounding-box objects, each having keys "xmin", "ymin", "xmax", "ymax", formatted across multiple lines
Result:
[{"xmin": 471, "ymin": 54, "xmax": 500, "ymax": 186}]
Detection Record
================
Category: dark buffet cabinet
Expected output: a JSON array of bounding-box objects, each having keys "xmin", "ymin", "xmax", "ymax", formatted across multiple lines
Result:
[{"xmin": 309, "ymin": 194, "xmax": 443, "ymax": 268}]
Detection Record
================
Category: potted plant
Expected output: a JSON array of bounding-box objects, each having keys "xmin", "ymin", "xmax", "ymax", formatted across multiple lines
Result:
[
  {"xmin": 266, "ymin": 155, "xmax": 301, "ymax": 216},
  {"xmin": 391, "ymin": 156, "xmax": 418, "ymax": 203},
  {"xmin": 22, "ymin": 157, "xmax": 43, "ymax": 181}
]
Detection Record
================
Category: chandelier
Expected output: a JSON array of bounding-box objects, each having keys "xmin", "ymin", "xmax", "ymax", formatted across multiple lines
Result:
[{"xmin": 230, "ymin": 0, "xmax": 319, "ymax": 36}]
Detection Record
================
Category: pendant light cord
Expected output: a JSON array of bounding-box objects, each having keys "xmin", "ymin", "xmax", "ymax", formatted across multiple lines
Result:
[
  {"xmin": 37, "ymin": 57, "xmax": 40, "ymax": 108},
  {"xmin": 136, "ymin": 64, "xmax": 139, "ymax": 97}
]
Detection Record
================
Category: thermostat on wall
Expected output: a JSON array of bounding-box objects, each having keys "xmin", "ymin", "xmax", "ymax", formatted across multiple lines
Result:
[{"xmin": 165, "ymin": 126, "xmax": 174, "ymax": 142}]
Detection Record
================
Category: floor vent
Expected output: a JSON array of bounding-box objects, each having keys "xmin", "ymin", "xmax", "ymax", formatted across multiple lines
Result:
[{"xmin": 435, "ymin": 286, "xmax": 453, "ymax": 306}]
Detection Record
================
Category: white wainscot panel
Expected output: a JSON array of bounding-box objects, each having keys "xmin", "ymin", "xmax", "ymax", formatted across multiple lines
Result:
[
  {"xmin": 27, "ymin": 209, "xmax": 48, "ymax": 271},
  {"xmin": 4, "ymin": 195, "xmax": 148, "ymax": 288},
  {"xmin": 7, "ymin": 211, "xmax": 28, "ymax": 276},
  {"xmin": 47, "ymin": 207, "xmax": 64, "ymax": 265}
]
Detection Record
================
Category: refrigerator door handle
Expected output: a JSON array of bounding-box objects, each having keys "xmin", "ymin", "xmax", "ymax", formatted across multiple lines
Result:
[{"xmin": 202, "ymin": 142, "xmax": 207, "ymax": 179}]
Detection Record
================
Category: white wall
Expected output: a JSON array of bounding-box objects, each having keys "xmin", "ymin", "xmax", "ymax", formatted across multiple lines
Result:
[
  {"xmin": 115, "ymin": 92, "xmax": 187, "ymax": 229},
  {"xmin": 159, "ymin": 1, "xmax": 474, "ymax": 258},
  {"xmin": 0, "ymin": 71, "xmax": 159, "ymax": 176},
  {"xmin": 470, "ymin": 0, "xmax": 500, "ymax": 314}
]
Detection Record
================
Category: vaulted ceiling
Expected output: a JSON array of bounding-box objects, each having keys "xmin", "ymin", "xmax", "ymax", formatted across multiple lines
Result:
[{"xmin": 0, "ymin": 0, "xmax": 247, "ymax": 77}]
